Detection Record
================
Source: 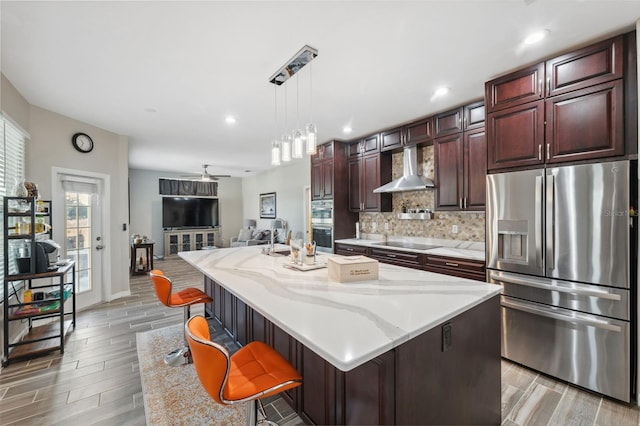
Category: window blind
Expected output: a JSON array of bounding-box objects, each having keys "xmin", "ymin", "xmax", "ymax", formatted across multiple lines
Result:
[{"xmin": 1, "ymin": 113, "xmax": 28, "ymax": 298}]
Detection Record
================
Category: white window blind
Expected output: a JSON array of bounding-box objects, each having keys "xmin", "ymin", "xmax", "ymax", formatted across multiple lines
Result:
[{"xmin": 1, "ymin": 113, "xmax": 28, "ymax": 298}]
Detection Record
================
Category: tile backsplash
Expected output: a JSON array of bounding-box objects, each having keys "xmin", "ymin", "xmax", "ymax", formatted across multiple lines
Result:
[{"xmin": 358, "ymin": 145, "xmax": 485, "ymax": 242}]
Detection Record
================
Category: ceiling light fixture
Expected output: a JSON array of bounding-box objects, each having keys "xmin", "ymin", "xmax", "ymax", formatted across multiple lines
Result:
[
  {"xmin": 430, "ymin": 86, "xmax": 450, "ymax": 102},
  {"xmin": 343, "ymin": 126, "xmax": 352, "ymax": 134},
  {"xmin": 269, "ymin": 45, "xmax": 318, "ymax": 164},
  {"xmin": 225, "ymin": 115, "xmax": 236, "ymax": 125},
  {"xmin": 524, "ymin": 29, "xmax": 549, "ymax": 45}
]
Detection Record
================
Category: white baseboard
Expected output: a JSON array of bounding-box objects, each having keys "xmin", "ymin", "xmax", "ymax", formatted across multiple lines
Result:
[{"xmin": 108, "ymin": 290, "xmax": 131, "ymax": 301}]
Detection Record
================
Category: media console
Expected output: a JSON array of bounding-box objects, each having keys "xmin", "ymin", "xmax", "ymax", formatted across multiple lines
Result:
[{"xmin": 163, "ymin": 228, "xmax": 220, "ymax": 257}]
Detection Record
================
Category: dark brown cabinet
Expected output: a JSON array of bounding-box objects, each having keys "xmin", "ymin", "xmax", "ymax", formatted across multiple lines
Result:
[
  {"xmin": 348, "ymin": 139, "xmax": 392, "ymax": 213},
  {"xmin": 334, "ymin": 242, "xmax": 369, "ymax": 256},
  {"xmin": 435, "ymin": 128, "xmax": 486, "ymax": 211},
  {"xmin": 485, "ymin": 62, "xmax": 545, "ymax": 113},
  {"xmin": 369, "ymin": 247, "xmax": 423, "ymax": 269},
  {"xmin": 380, "ymin": 127, "xmax": 404, "ymax": 152},
  {"xmin": 545, "ymin": 79, "xmax": 624, "ymax": 163},
  {"xmin": 463, "ymin": 101, "xmax": 486, "ymax": 130},
  {"xmin": 311, "ymin": 143, "xmax": 335, "ymax": 200},
  {"xmin": 424, "ymin": 254, "xmax": 486, "ymax": 281},
  {"xmin": 486, "ymin": 33, "xmax": 628, "ymax": 171},
  {"xmin": 404, "ymin": 117, "xmax": 434, "ymax": 146},
  {"xmin": 434, "ymin": 107, "xmax": 464, "ymax": 137},
  {"xmin": 546, "ymin": 34, "xmax": 623, "ymax": 97}
]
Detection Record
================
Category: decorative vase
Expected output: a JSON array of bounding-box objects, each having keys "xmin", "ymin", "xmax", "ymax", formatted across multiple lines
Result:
[{"xmin": 13, "ymin": 178, "xmax": 28, "ymax": 197}]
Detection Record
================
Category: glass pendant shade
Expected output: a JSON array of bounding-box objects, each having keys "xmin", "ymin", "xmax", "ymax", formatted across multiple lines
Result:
[
  {"xmin": 281, "ymin": 134, "xmax": 292, "ymax": 162},
  {"xmin": 271, "ymin": 141, "xmax": 281, "ymax": 166},
  {"xmin": 292, "ymin": 129, "xmax": 304, "ymax": 159},
  {"xmin": 306, "ymin": 123, "xmax": 317, "ymax": 155}
]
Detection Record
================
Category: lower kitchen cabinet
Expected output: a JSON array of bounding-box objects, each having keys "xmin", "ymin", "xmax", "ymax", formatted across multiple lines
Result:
[
  {"xmin": 335, "ymin": 242, "xmax": 369, "ymax": 256},
  {"xmin": 369, "ymin": 247, "xmax": 423, "ymax": 270},
  {"xmin": 424, "ymin": 254, "xmax": 485, "ymax": 281}
]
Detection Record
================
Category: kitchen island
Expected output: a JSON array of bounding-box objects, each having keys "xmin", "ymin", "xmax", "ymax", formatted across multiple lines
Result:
[{"xmin": 180, "ymin": 246, "xmax": 502, "ymax": 425}]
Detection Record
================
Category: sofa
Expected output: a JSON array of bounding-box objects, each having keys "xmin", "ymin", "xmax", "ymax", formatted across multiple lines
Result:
[{"xmin": 229, "ymin": 228, "xmax": 271, "ymax": 247}]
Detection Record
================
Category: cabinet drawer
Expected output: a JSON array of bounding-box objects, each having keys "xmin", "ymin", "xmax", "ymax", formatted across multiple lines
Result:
[
  {"xmin": 370, "ymin": 248, "xmax": 422, "ymax": 267},
  {"xmin": 335, "ymin": 244, "xmax": 369, "ymax": 255},
  {"xmin": 425, "ymin": 255, "xmax": 485, "ymax": 281}
]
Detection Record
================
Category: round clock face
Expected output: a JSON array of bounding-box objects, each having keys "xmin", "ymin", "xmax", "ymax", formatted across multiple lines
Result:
[{"xmin": 72, "ymin": 133, "xmax": 94, "ymax": 153}]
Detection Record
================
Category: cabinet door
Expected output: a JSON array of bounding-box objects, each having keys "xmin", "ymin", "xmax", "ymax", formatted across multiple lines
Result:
[
  {"xmin": 322, "ymin": 142, "xmax": 334, "ymax": 159},
  {"xmin": 321, "ymin": 159, "xmax": 334, "ymax": 199},
  {"xmin": 299, "ymin": 345, "xmax": 337, "ymax": 425},
  {"xmin": 405, "ymin": 117, "xmax": 433, "ymax": 146},
  {"xmin": 271, "ymin": 324, "xmax": 298, "ymax": 407},
  {"xmin": 362, "ymin": 154, "xmax": 383, "ymax": 211},
  {"xmin": 545, "ymin": 80, "xmax": 624, "ymax": 164},
  {"xmin": 311, "ymin": 162, "xmax": 323, "ymax": 200},
  {"xmin": 362, "ymin": 134, "xmax": 380, "ymax": 154},
  {"xmin": 348, "ymin": 159, "xmax": 362, "ymax": 212},
  {"xmin": 485, "ymin": 63, "xmax": 545, "ymax": 113},
  {"xmin": 181, "ymin": 233, "xmax": 192, "ymax": 251},
  {"xmin": 487, "ymin": 100, "xmax": 545, "ymax": 171},
  {"xmin": 546, "ymin": 35, "xmax": 623, "ymax": 97},
  {"xmin": 434, "ymin": 107, "xmax": 463, "ymax": 137},
  {"xmin": 463, "ymin": 101, "xmax": 485, "ymax": 130},
  {"xmin": 348, "ymin": 141, "xmax": 361, "ymax": 160},
  {"xmin": 434, "ymin": 134, "xmax": 463, "ymax": 210},
  {"xmin": 463, "ymin": 128, "xmax": 487, "ymax": 210},
  {"xmin": 380, "ymin": 127, "xmax": 404, "ymax": 152}
]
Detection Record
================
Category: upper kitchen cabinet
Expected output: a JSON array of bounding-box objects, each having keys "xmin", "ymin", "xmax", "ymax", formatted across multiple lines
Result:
[
  {"xmin": 348, "ymin": 136, "xmax": 392, "ymax": 213},
  {"xmin": 435, "ymin": 127, "xmax": 486, "ymax": 211},
  {"xmin": 546, "ymin": 35, "xmax": 623, "ymax": 97},
  {"xmin": 434, "ymin": 107, "xmax": 464, "ymax": 137},
  {"xmin": 380, "ymin": 127, "xmax": 404, "ymax": 152},
  {"xmin": 404, "ymin": 117, "xmax": 434, "ymax": 146},
  {"xmin": 485, "ymin": 63, "xmax": 545, "ymax": 113},
  {"xmin": 311, "ymin": 142, "xmax": 336, "ymax": 200},
  {"xmin": 463, "ymin": 101, "xmax": 486, "ymax": 130},
  {"xmin": 486, "ymin": 32, "xmax": 630, "ymax": 171}
]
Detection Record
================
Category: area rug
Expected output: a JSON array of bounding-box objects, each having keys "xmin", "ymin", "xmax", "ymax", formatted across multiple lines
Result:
[{"xmin": 136, "ymin": 324, "xmax": 249, "ymax": 426}]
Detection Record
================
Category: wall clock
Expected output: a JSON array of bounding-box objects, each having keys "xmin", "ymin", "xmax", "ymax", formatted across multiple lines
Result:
[{"xmin": 72, "ymin": 132, "xmax": 94, "ymax": 153}]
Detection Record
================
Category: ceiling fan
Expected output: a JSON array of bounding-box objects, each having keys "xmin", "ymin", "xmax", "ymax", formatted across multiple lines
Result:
[{"xmin": 179, "ymin": 164, "xmax": 231, "ymax": 181}]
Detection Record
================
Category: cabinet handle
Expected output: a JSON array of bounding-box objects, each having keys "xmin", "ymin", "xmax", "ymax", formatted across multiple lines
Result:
[
  {"xmin": 464, "ymin": 198, "xmax": 467, "ymax": 209},
  {"xmin": 538, "ymin": 79, "xmax": 542, "ymax": 96},
  {"xmin": 445, "ymin": 262, "xmax": 459, "ymax": 267},
  {"xmin": 538, "ymin": 144, "xmax": 542, "ymax": 161},
  {"xmin": 546, "ymin": 143, "xmax": 550, "ymax": 160},
  {"xmin": 459, "ymin": 198, "xmax": 463, "ymax": 209},
  {"xmin": 546, "ymin": 77, "xmax": 551, "ymax": 94},
  {"xmin": 387, "ymin": 253, "xmax": 397, "ymax": 258},
  {"xmin": 346, "ymin": 248, "xmax": 354, "ymax": 251}
]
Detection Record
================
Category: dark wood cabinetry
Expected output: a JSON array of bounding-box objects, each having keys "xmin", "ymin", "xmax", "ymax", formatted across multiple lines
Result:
[
  {"xmin": 311, "ymin": 143, "xmax": 334, "ymax": 200},
  {"xmin": 348, "ymin": 138, "xmax": 392, "ymax": 213},
  {"xmin": 463, "ymin": 101, "xmax": 486, "ymax": 130},
  {"xmin": 380, "ymin": 127, "xmax": 404, "ymax": 152},
  {"xmin": 545, "ymin": 79, "xmax": 624, "ymax": 163},
  {"xmin": 434, "ymin": 107, "xmax": 464, "ymax": 137},
  {"xmin": 486, "ymin": 33, "xmax": 630, "ymax": 171},
  {"xmin": 334, "ymin": 242, "xmax": 486, "ymax": 282},
  {"xmin": 435, "ymin": 128, "xmax": 486, "ymax": 210},
  {"xmin": 404, "ymin": 117, "xmax": 434, "ymax": 146}
]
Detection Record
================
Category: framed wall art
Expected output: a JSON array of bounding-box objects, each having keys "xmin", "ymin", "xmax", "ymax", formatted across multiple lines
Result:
[{"xmin": 259, "ymin": 192, "xmax": 276, "ymax": 219}]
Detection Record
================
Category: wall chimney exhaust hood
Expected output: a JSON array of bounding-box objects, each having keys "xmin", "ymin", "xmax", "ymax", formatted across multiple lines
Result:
[{"xmin": 373, "ymin": 145, "xmax": 434, "ymax": 193}]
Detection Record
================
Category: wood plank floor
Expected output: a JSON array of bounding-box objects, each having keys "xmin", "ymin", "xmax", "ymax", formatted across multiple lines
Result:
[{"xmin": 1, "ymin": 256, "xmax": 639, "ymax": 425}]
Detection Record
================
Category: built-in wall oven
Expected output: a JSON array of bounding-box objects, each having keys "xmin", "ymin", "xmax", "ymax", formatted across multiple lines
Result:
[{"xmin": 311, "ymin": 200, "xmax": 333, "ymax": 252}]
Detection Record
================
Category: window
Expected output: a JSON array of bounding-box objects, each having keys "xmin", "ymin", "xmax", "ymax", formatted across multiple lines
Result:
[{"xmin": 0, "ymin": 114, "xmax": 29, "ymax": 298}]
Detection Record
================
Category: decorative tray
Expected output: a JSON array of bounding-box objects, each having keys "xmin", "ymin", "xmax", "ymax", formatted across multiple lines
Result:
[{"xmin": 282, "ymin": 262, "xmax": 327, "ymax": 272}]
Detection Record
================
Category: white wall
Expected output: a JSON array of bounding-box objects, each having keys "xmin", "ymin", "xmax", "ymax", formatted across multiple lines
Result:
[
  {"xmin": 26, "ymin": 106, "xmax": 130, "ymax": 297},
  {"xmin": 128, "ymin": 169, "xmax": 243, "ymax": 253},
  {"xmin": 242, "ymin": 159, "xmax": 310, "ymax": 239}
]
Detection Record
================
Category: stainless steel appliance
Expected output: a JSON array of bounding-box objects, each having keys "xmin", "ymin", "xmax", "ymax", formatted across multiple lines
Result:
[
  {"xmin": 311, "ymin": 200, "xmax": 333, "ymax": 252},
  {"xmin": 487, "ymin": 160, "xmax": 636, "ymax": 402}
]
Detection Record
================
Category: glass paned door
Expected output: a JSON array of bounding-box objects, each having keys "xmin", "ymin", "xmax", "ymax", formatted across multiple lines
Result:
[{"xmin": 66, "ymin": 192, "xmax": 92, "ymax": 293}]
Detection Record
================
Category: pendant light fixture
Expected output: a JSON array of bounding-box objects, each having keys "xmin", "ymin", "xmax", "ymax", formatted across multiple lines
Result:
[
  {"xmin": 306, "ymin": 59, "xmax": 317, "ymax": 155},
  {"xmin": 268, "ymin": 45, "xmax": 318, "ymax": 165},
  {"xmin": 271, "ymin": 85, "xmax": 281, "ymax": 166}
]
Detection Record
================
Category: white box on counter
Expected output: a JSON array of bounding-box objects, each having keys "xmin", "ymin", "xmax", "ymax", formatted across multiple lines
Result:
[{"xmin": 328, "ymin": 256, "xmax": 379, "ymax": 282}]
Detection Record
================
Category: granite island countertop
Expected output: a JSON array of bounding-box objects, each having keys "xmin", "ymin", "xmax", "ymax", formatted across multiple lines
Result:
[
  {"xmin": 180, "ymin": 245, "xmax": 500, "ymax": 372},
  {"xmin": 335, "ymin": 236, "xmax": 486, "ymax": 261}
]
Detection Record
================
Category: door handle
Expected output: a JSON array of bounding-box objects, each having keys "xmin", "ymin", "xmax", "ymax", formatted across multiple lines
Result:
[{"xmin": 96, "ymin": 245, "xmax": 104, "ymax": 251}]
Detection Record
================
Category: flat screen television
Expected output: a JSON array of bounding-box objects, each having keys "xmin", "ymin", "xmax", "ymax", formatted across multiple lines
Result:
[{"xmin": 162, "ymin": 197, "xmax": 219, "ymax": 229}]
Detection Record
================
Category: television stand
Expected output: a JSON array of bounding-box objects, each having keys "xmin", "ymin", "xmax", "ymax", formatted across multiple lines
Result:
[{"xmin": 163, "ymin": 228, "xmax": 220, "ymax": 257}]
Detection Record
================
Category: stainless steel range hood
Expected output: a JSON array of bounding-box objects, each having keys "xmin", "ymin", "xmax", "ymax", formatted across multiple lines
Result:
[{"xmin": 373, "ymin": 145, "xmax": 435, "ymax": 193}]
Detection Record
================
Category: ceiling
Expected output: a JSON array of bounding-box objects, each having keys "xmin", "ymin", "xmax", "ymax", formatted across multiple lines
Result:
[{"xmin": 2, "ymin": 1, "xmax": 640, "ymax": 178}]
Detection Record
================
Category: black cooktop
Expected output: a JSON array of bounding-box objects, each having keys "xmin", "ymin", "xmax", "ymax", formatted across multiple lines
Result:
[{"xmin": 374, "ymin": 241, "xmax": 441, "ymax": 251}]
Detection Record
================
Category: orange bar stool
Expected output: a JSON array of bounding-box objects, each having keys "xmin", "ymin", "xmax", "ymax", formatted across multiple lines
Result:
[
  {"xmin": 185, "ymin": 315, "xmax": 302, "ymax": 425},
  {"xmin": 149, "ymin": 270, "xmax": 212, "ymax": 366}
]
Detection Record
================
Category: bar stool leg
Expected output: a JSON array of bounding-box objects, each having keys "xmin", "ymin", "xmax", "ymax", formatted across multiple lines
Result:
[{"xmin": 164, "ymin": 305, "xmax": 192, "ymax": 366}]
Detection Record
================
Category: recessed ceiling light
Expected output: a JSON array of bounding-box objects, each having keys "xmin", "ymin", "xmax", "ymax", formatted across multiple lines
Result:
[
  {"xmin": 225, "ymin": 116, "xmax": 236, "ymax": 125},
  {"xmin": 524, "ymin": 29, "xmax": 549, "ymax": 45},
  {"xmin": 343, "ymin": 126, "xmax": 353, "ymax": 134},
  {"xmin": 433, "ymin": 87, "xmax": 450, "ymax": 97}
]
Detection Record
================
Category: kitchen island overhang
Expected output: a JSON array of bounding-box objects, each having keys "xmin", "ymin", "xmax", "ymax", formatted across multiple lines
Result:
[{"xmin": 180, "ymin": 246, "xmax": 502, "ymax": 425}]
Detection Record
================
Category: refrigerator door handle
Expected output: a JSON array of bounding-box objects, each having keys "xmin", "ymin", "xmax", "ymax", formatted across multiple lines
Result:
[
  {"xmin": 490, "ymin": 272, "xmax": 622, "ymax": 301},
  {"xmin": 535, "ymin": 175, "xmax": 543, "ymax": 268},
  {"xmin": 546, "ymin": 174, "xmax": 555, "ymax": 270},
  {"xmin": 501, "ymin": 297, "xmax": 623, "ymax": 332}
]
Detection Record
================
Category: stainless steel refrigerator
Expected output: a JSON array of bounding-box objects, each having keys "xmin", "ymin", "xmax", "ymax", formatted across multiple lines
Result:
[{"xmin": 487, "ymin": 159, "xmax": 636, "ymax": 402}]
